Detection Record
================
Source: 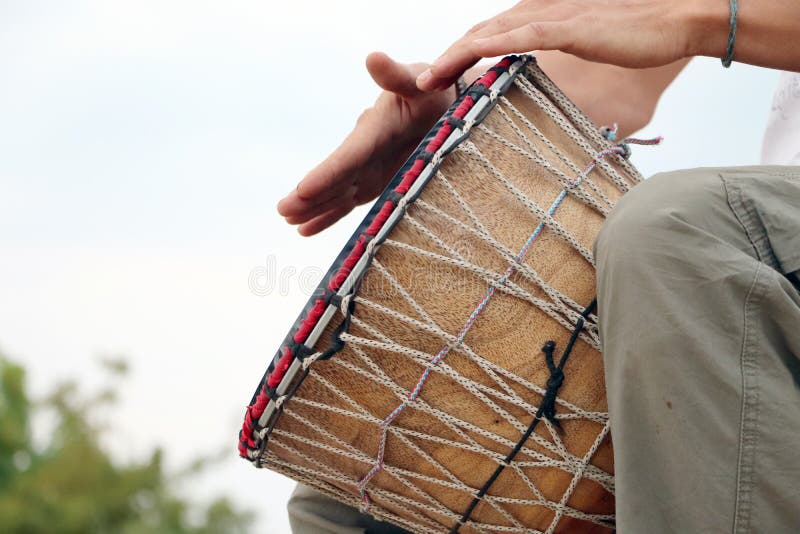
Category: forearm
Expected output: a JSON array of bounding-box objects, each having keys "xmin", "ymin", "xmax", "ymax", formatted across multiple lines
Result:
[
  {"xmin": 462, "ymin": 53, "xmax": 684, "ymax": 138},
  {"xmin": 531, "ymin": 52, "xmax": 687, "ymax": 137},
  {"xmin": 689, "ymin": 0, "xmax": 800, "ymax": 72},
  {"xmin": 420, "ymin": 0, "xmax": 800, "ymax": 103}
]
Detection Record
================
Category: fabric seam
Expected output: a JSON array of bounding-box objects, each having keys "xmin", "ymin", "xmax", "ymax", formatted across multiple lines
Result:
[
  {"xmin": 720, "ymin": 173, "xmax": 779, "ymax": 271},
  {"xmin": 732, "ymin": 261, "xmax": 765, "ymax": 534}
]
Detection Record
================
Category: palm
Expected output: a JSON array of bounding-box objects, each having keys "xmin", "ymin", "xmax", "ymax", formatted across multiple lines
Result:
[{"xmin": 277, "ymin": 53, "xmax": 453, "ymax": 236}]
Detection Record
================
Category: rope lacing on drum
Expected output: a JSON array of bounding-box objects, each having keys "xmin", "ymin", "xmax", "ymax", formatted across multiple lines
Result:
[
  {"xmin": 451, "ymin": 301, "xmax": 597, "ymax": 533},
  {"xmin": 256, "ymin": 59, "xmax": 663, "ymax": 533},
  {"xmin": 356, "ymin": 132, "xmax": 661, "ymax": 516}
]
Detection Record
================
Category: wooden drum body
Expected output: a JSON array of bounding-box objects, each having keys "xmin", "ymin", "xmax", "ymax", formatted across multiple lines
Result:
[{"xmin": 240, "ymin": 56, "xmax": 645, "ymax": 533}]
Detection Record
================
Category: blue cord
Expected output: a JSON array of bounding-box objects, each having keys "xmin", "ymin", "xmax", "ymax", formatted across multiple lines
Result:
[{"xmin": 722, "ymin": 0, "xmax": 738, "ymax": 68}]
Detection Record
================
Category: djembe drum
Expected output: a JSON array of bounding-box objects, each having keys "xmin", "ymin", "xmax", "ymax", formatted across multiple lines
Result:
[{"xmin": 239, "ymin": 55, "xmax": 653, "ymax": 533}]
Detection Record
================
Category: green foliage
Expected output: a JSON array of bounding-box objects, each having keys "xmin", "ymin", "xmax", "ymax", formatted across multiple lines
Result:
[{"xmin": 0, "ymin": 355, "xmax": 252, "ymax": 534}]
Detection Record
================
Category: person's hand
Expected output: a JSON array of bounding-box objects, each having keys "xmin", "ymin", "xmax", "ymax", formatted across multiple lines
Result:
[
  {"xmin": 416, "ymin": 0, "xmax": 726, "ymax": 91},
  {"xmin": 278, "ymin": 52, "xmax": 454, "ymax": 236}
]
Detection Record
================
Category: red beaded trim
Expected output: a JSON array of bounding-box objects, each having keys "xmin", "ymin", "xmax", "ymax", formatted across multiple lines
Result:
[{"xmin": 239, "ymin": 57, "xmax": 516, "ymax": 457}]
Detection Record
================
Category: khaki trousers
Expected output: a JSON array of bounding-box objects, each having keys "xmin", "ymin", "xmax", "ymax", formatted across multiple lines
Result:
[{"xmin": 288, "ymin": 166, "xmax": 800, "ymax": 533}]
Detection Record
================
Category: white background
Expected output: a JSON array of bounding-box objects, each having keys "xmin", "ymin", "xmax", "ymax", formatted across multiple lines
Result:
[{"xmin": 0, "ymin": 1, "xmax": 779, "ymax": 532}]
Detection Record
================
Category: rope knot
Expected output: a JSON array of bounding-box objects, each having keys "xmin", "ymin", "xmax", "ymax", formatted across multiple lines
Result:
[
  {"xmin": 545, "ymin": 369, "xmax": 564, "ymax": 391},
  {"xmin": 599, "ymin": 123, "xmax": 618, "ymax": 141},
  {"xmin": 358, "ymin": 493, "xmax": 371, "ymax": 514},
  {"xmin": 540, "ymin": 340, "xmax": 564, "ymax": 427}
]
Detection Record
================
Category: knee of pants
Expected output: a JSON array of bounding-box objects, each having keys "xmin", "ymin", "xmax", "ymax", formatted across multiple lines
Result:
[{"xmin": 594, "ymin": 168, "xmax": 728, "ymax": 271}]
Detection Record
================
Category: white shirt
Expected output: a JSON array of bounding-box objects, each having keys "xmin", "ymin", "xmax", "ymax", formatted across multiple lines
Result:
[{"xmin": 761, "ymin": 71, "xmax": 800, "ymax": 165}]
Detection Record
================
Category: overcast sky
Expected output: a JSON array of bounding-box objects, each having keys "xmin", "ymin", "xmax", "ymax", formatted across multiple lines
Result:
[{"xmin": 0, "ymin": 2, "xmax": 780, "ymax": 532}]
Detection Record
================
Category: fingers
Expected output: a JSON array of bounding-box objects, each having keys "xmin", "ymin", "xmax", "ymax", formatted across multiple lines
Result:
[
  {"xmin": 297, "ymin": 205, "xmax": 354, "ymax": 237},
  {"xmin": 417, "ymin": 3, "xmax": 577, "ymax": 91},
  {"xmin": 277, "ymin": 111, "xmax": 380, "ymax": 217},
  {"xmin": 415, "ymin": 40, "xmax": 484, "ymax": 92},
  {"xmin": 472, "ymin": 21, "xmax": 572, "ymax": 57},
  {"xmin": 280, "ymin": 51, "xmax": 452, "ymax": 236},
  {"xmin": 416, "ymin": 11, "xmax": 521, "ymax": 91},
  {"xmin": 416, "ymin": 57, "xmax": 478, "ymax": 93},
  {"xmin": 282, "ymin": 184, "xmax": 356, "ymax": 225},
  {"xmin": 366, "ymin": 52, "xmax": 426, "ymax": 98}
]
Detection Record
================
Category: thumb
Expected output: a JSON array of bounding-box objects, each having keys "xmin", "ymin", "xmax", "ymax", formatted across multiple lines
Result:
[{"xmin": 365, "ymin": 52, "xmax": 428, "ymax": 98}]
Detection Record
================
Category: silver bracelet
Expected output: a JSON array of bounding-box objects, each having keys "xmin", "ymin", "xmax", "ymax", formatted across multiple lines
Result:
[{"xmin": 721, "ymin": 0, "xmax": 738, "ymax": 68}]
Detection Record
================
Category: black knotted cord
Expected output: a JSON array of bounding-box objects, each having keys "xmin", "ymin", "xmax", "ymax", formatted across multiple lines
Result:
[{"xmin": 450, "ymin": 299, "xmax": 597, "ymax": 533}]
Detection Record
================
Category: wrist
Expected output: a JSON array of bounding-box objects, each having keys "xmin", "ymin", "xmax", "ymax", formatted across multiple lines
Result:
[{"xmin": 681, "ymin": 0, "xmax": 731, "ymax": 59}]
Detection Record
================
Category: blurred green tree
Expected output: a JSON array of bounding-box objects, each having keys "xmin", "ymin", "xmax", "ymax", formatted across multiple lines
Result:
[{"xmin": 0, "ymin": 354, "xmax": 252, "ymax": 534}]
